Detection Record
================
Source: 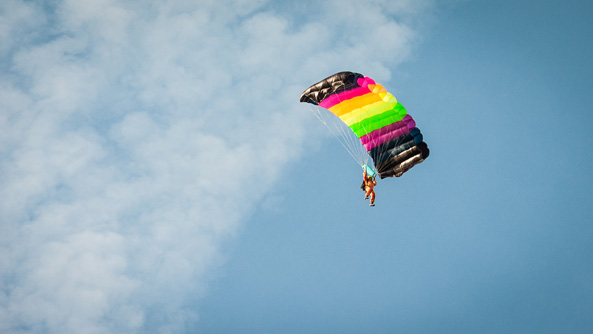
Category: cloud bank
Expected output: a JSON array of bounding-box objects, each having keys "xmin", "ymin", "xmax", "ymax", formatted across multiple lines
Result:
[{"xmin": 0, "ymin": 0, "xmax": 428, "ymax": 332}]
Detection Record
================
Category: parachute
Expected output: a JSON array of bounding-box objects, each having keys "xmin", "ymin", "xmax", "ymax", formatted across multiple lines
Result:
[{"xmin": 300, "ymin": 71, "xmax": 429, "ymax": 179}]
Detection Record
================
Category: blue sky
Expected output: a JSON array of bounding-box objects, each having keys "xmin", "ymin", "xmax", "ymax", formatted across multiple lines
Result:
[{"xmin": 1, "ymin": 0, "xmax": 592, "ymax": 333}]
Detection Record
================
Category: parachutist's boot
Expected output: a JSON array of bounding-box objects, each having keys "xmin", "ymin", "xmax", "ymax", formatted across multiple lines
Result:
[
  {"xmin": 369, "ymin": 203, "xmax": 375, "ymax": 207},
  {"xmin": 364, "ymin": 196, "xmax": 369, "ymax": 200}
]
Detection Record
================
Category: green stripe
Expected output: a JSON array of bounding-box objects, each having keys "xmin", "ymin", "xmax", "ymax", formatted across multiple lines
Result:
[{"xmin": 350, "ymin": 103, "xmax": 408, "ymax": 137}]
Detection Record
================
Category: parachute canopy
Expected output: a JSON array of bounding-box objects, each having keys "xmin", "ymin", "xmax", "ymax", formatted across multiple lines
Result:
[{"xmin": 300, "ymin": 71, "xmax": 429, "ymax": 179}]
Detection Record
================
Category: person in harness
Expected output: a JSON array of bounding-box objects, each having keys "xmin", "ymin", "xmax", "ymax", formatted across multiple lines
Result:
[{"xmin": 361, "ymin": 169, "xmax": 377, "ymax": 207}]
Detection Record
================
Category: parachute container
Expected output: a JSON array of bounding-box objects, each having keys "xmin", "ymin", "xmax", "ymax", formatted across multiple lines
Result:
[
  {"xmin": 362, "ymin": 164, "xmax": 376, "ymax": 178},
  {"xmin": 300, "ymin": 71, "xmax": 429, "ymax": 179}
]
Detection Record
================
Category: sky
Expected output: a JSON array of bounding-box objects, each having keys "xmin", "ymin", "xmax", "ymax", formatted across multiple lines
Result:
[{"xmin": 1, "ymin": 0, "xmax": 592, "ymax": 333}]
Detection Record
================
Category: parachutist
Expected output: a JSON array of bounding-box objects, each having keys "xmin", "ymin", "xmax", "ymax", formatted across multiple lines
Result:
[{"xmin": 363, "ymin": 170, "xmax": 376, "ymax": 206}]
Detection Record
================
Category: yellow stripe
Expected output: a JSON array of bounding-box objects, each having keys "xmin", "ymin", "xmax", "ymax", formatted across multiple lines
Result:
[
  {"xmin": 328, "ymin": 93, "xmax": 382, "ymax": 117},
  {"xmin": 340, "ymin": 100, "xmax": 398, "ymax": 126},
  {"xmin": 382, "ymin": 92, "xmax": 397, "ymax": 104}
]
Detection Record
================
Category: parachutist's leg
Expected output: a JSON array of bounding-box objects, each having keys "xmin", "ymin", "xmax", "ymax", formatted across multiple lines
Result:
[{"xmin": 370, "ymin": 191, "xmax": 376, "ymax": 206}]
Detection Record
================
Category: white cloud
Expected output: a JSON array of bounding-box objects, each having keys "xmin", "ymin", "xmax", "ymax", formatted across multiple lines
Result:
[{"xmin": 0, "ymin": 0, "xmax": 429, "ymax": 332}]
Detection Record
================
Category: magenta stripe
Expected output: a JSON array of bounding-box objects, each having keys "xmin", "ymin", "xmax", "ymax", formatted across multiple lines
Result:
[
  {"xmin": 357, "ymin": 76, "xmax": 375, "ymax": 88},
  {"xmin": 362, "ymin": 115, "xmax": 416, "ymax": 151},
  {"xmin": 360, "ymin": 115, "xmax": 413, "ymax": 146},
  {"xmin": 318, "ymin": 77, "xmax": 376, "ymax": 108}
]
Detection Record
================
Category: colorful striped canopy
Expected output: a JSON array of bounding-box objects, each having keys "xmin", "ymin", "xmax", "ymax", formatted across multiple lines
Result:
[{"xmin": 300, "ymin": 71, "xmax": 429, "ymax": 178}]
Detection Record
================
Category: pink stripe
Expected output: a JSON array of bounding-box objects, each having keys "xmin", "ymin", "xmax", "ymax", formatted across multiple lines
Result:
[
  {"xmin": 362, "ymin": 115, "xmax": 416, "ymax": 151},
  {"xmin": 357, "ymin": 76, "xmax": 375, "ymax": 88},
  {"xmin": 319, "ymin": 87, "xmax": 369, "ymax": 108},
  {"xmin": 318, "ymin": 77, "xmax": 376, "ymax": 109}
]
